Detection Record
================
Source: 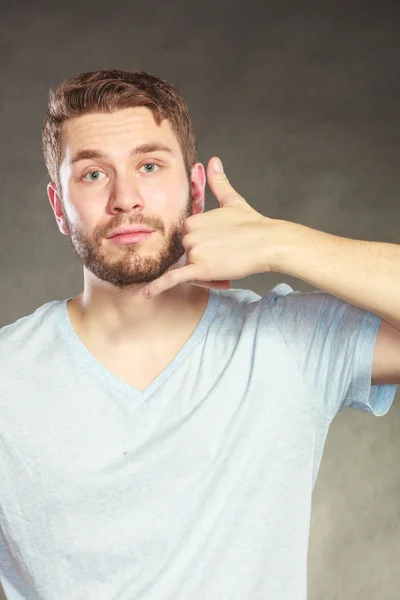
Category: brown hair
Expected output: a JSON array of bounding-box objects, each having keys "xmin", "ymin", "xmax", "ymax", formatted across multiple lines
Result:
[{"xmin": 42, "ymin": 69, "xmax": 198, "ymax": 190}]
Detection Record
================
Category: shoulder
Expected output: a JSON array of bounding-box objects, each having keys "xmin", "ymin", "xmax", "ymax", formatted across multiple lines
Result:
[
  {"xmin": 212, "ymin": 283, "xmax": 301, "ymax": 333},
  {"xmin": 0, "ymin": 300, "xmax": 65, "ymax": 353},
  {"xmin": 216, "ymin": 282, "xmax": 297, "ymax": 313}
]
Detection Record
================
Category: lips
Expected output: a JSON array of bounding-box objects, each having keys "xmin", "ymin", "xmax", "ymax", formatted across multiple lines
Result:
[{"xmin": 108, "ymin": 226, "xmax": 153, "ymax": 238}]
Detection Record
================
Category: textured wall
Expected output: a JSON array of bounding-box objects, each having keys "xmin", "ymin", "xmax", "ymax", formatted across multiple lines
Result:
[{"xmin": 1, "ymin": 1, "xmax": 399, "ymax": 598}]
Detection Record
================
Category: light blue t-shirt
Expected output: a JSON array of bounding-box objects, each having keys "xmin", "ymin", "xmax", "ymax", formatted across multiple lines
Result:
[{"xmin": 0, "ymin": 283, "xmax": 396, "ymax": 600}]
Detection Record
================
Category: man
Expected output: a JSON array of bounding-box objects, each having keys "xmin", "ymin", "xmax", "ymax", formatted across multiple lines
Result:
[{"xmin": 0, "ymin": 69, "xmax": 399, "ymax": 600}]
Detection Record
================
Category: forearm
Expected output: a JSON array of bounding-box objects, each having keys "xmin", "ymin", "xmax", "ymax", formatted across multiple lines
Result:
[{"xmin": 271, "ymin": 219, "xmax": 400, "ymax": 331}]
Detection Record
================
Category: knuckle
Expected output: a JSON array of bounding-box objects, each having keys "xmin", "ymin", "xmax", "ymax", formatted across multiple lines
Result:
[
  {"xmin": 182, "ymin": 233, "xmax": 194, "ymax": 249},
  {"xmin": 217, "ymin": 173, "xmax": 229, "ymax": 184},
  {"xmin": 184, "ymin": 215, "xmax": 196, "ymax": 231}
]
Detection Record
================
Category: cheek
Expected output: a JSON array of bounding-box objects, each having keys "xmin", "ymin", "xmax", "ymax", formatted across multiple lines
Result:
[
  {"xmin": 62, "ymin": 201, "xmax": 101, "ymax": 241},
  {"xmin": 66, "ymin": 201, "xmax": 94, "ymax": 228},
  {"xmin": 146, "ymin": 179, "xmax": 189, "ymax": 209},
  {"xmin": 67, "ymin": 183, "xmax": 105, "ymax": 223},
  {"xmin": 143, "ymin": 183, "xmax": 171, "ymax": 207}
]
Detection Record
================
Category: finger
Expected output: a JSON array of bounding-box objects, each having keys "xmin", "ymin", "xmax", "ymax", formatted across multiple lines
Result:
[
  {"xmin": 141, "ymin": 264, "xmax": 200, "ymax": 299},
  {"xmin": 206, "ymin": 157, "xmax": 243, "ymax": 208}
]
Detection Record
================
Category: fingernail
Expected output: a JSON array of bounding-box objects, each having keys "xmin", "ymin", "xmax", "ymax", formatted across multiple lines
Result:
[{"xmin": 214, "ymin": 158, "xmax": 223, "ymax": 172}]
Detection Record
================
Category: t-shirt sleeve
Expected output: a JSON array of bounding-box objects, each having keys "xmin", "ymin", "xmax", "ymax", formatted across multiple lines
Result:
[{"xmin": 266, "ymin": 283, "xmax": 397, "ymax": 421}]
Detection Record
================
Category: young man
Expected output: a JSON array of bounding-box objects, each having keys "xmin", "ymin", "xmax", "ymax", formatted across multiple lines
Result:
[{"xmin": 0, "ymin": 69, "xmax": 399, "ymax": 600}]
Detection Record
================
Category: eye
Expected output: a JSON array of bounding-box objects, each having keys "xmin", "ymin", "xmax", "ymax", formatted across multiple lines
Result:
[
  {"xmin": 139, "ymin": 163, "xmax": 160, "ymax": 173},
  {"xmin": 83, "ymin": 170, "xmax": 106, "ymax": 182}
]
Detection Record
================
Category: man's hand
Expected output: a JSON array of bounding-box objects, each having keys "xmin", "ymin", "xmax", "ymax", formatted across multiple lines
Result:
[{"xmin": 141, "ymin": 157, "xmax": 280, "ymax": 299}]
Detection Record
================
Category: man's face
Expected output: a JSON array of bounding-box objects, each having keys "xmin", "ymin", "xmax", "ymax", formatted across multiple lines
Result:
[{"xmin": 50, "ymin": 107, "xmax": 204, "ymax": 288}]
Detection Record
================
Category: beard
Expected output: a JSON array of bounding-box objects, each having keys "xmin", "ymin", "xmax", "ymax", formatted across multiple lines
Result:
[{"xmin": 63, "ymin": 194, "xmax": 194, "ymax": 289}]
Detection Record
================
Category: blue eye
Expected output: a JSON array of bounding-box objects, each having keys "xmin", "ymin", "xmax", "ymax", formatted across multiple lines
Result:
[
  {"xmin": 140, "ymin": 163, "xmax": 160, "ymax": 173},
  {"xmin": 83, "ymin": 171, "xmax": 105, "ymax": 181}
]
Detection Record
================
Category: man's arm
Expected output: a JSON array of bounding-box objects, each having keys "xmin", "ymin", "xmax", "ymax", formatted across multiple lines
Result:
[{"xmin": 271, "ymin": 220, "xmax": 400, "ymax": 385}]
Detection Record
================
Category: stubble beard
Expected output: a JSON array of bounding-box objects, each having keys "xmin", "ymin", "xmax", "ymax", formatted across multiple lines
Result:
[{"xmin": 63, "ymin": 194, "xmax": 194, "ymax": 289}]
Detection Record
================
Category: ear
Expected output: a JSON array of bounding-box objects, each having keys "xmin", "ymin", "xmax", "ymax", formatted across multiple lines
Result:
[
  {"xmin": 190, "ymin": 162, "xmax": 206, "ymax": 215},
  {"xmin": 47, "ymin": 182, "xmax": 70, "ymax": 235}
]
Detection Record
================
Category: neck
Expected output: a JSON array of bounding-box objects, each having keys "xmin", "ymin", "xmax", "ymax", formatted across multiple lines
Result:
[{"xmin": 67, "ymin": 278, "xmax": 210, "ymax": 346}]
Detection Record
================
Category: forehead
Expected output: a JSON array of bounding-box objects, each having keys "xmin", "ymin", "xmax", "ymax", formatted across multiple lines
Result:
[{"xmin": 61, "ymin": 107, "xmax": 180, "ymax": 161}]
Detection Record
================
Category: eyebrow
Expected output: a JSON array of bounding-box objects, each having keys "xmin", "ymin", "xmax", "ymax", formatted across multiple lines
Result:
[{"xmin": 70, "ymin": 142, "xmax": 175, "ymax": 165}]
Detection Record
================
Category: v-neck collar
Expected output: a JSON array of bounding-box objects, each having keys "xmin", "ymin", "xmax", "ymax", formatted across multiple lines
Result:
[{"xmin": 57, "ymin": 289, "xmax": 220, "ymax": 402}]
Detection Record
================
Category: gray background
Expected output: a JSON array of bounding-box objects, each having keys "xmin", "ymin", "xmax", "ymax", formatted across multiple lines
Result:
[{"xmin": 1, "ymin": 0, "xmax": 399, "ymax": 598}]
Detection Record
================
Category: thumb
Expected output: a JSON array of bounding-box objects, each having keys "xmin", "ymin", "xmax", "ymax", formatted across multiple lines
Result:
[{"xmin": 207, "ymin": 157, "xmax": 243, "ymax": 208}]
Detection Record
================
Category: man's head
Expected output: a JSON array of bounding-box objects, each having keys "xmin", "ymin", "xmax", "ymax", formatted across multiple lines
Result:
[{"xmin": 42, "ymin": 69, "xmax": 206, "ymax": 288}]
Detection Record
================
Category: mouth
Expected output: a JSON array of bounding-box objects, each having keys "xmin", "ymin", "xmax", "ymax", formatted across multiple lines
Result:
[
  {"xmin": 108, "ymin": 230, "xmax": 154, "ymax": 245},
  {"xmin": 108, "ymin": 226, "xmax": 153, "ymax": 238}
]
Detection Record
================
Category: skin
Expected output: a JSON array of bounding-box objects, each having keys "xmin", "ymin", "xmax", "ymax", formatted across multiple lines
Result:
[{"xmin": 47, "ymin": 107, "xmax": 210, "ymax": 348}]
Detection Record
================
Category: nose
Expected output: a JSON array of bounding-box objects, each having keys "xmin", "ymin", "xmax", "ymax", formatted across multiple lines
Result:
[{"xmin": 108, "ymin": 173, "xmax": 145, "ymax": 214}]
